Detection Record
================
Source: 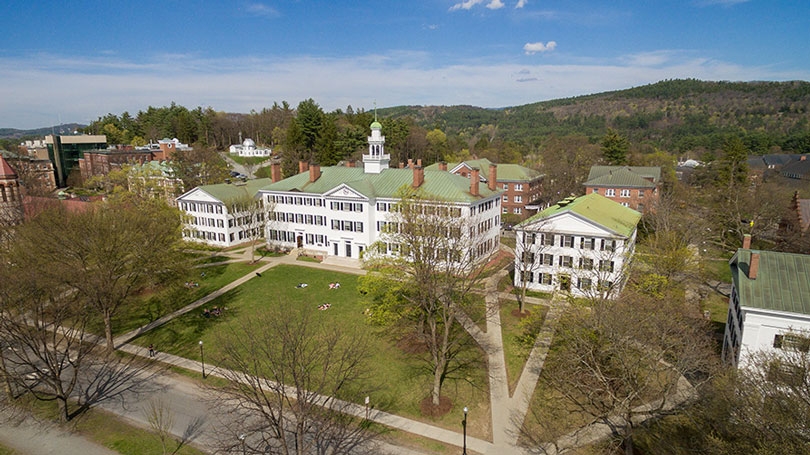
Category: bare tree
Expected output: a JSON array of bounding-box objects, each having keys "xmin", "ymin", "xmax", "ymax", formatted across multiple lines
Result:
[
  {"xmin": 13, "ymin": 201, "xmax": 188, "ymax": 352},
  {"xmin": 530, "ymin": 291, "xmax": 715, "ymax": 455},
  {"xmin": 144, "ymin": 398, "xmax": 176, "ymax": 455},
  {"xmin": 226, "ymin": 193, "xmax": 274, "ymax": 263},
  {"xmin": 364, "ymin": 187, "xmax": 497, "ymax": 409},
  {"xmin": 207, "ymin": 304, "xmax": 378, "ymax": 455},
  {"xmin": 695, "ymin": 332, "xmax": 810, "ymax": 454},
  {"xmin": 513, "ymin": 226, "xmax": 552, "ymax": 314},
  {"xmin": 0, "ymin": 245, "xmax": 148, "ymax": 422}
]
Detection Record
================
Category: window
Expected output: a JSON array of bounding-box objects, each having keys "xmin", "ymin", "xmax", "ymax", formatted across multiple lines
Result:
[
  {"xmin": 579, "ymin": 257, "xmax": 594, "ymax": 270},
  {"xmin": 577, "ymin": 278, "xmax": 592, "ymax": 290},
  {"xmin": 774, "ymin": 334, "xmax": 810, "ymax": 352},
  {"xmin": 637, "ymin": 203, "xmax": 645, "ymax": 211},
  {"xmin": 599, "ymin": 260, "xmax": 615, "ymax": 272},
  {"xmin": 559, "ymin": 256, "xmax": 573, "ymax": 268},
  {"xmin": 539, "ymin": 273, "xmax": 553, "ymax": 285},
  {"xmin": 620, "ymin": 189, "xmax": 631, "ymax": 198},
  {"xmin": 542, "ymin": 254, "xmax": 554, "ymax": 266},
  {"xmin": 514, "ymin": 195, "xmax": 522, "ymax": 203},
  {"xmin": 523, "ymin": 271, "xmax": 534, "ymax": 282},
  {"xmin": 592, "ymin": 188, "xmax": 599, "ymax": 194},
  {"xmin": 513, "ymin": 207, "xmax": 521, "ymax": 214},
  {"xmin": 580, "ymin": 237, "xmax": 595, "ymax": 250},
  {"xmin": 503, "ymin": 207, "xmax": 508, "ymax": 214},
  {"xmin": 503, "ymin": 195, "xmax": 508, "ymax": 202},
  {"xmin": 515, "ymin": 184, "xmax": 523, "ymax": 191},
  {"xmin": 606, "ymin": 189, "xmax": 616, "ymax": 197},
  {"xmin": 503, "ymin": 183, "xmax": 509, "ymax": 190},
  {"xmin": 621, "ymin": 202, "xmax": 629, "ymax": 207},
  {"xmin": 563, "ymin": 236, "xmax": 574, "ymax": 247},
  {"xmin": 601, "ymin": 239, "xmax": 617, "ymax": 251},
  {"xmin": 638, "ymin": 190, "xmax": 645, "ymax": 198},
  {"xmin": 542, "ymin": 234, "xmax": 555, "ymax": 246}
]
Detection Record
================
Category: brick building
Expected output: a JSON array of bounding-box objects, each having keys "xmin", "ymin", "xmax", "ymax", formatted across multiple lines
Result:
[
  {"xmin": 583, "ymin": 166, "xmax": 661, "ymax": 213},
  {"xmin": 425, "ymin": 158, "xmax": 543, "ymax": 220}
]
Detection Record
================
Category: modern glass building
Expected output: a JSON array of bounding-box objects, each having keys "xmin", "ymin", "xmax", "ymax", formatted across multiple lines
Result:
[{"xmin": 45, "ymin": 134, "xmax": 107, "ymax": 187}]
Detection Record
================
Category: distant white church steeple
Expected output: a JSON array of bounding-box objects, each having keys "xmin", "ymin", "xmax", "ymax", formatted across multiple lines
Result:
[{"xmin": 363, "ymin": 109, "xmax": 389, "ymax": 174}]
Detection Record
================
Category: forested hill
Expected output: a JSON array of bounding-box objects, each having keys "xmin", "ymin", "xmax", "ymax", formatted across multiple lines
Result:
[{"xmin": 380, "ymin": 79, "xmax": 810, "ymax": 155}]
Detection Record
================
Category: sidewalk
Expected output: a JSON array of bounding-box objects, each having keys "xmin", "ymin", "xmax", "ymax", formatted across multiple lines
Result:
[{"xmin": 0, "ymin": 415, "xmax": 118, "ymax": 455}]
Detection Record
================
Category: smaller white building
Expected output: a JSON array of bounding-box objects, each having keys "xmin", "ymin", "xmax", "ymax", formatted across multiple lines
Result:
[
  {"xmin": 722, "ymin": 239, "xmax": 810, "ymax": 368},
  {"xmin": 513, "ymin": 193, "xmax": 641, "ymax": 299},
  {"xmin": 176, "ymin": 178, "xmax": 272, "ymax": 247},
  {"xmin": 229, "ymin": 138, "xmax": 272, "ymax": 157}
]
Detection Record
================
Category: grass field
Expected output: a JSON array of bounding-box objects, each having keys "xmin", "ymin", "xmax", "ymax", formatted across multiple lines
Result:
[
  {"xmin": 137, "ymin": 264, "xmax": 492, "ymax": 439},
  {"xmin": 500, "ymin": 302, "xmax": 548, "ymax": 394},
  {"xmin": 110, "ymin": 260, "xmax": 262, "ymax": 336}
]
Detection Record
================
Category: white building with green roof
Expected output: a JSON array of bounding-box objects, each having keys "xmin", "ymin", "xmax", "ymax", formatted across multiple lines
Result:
[
  {"xmin": 256, "ymin": 121, "xmax": 503, "ymax": 261},
  {"xmin": 513, "ymin": 193, "xmax": 641, "ymax": 299},
  {"xmin": 722, "ymin": 239, "xmax": 810, "ymax": 367},
  {"xmin": 177, "ymin": 178, "xmax": 273, "ymax": 247}
]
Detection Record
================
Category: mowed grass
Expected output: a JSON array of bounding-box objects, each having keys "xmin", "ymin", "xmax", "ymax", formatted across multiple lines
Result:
[
  {"xmin": 500, "ymin": 301, "xmax": 548, "ymax": 394},
  {"xmin": 138, "ymin": 264, "xmax": 492, "ymax": 439},
  {"xmin": 110, "ymin": 260, "xmax": 262, "ymax": 336}
]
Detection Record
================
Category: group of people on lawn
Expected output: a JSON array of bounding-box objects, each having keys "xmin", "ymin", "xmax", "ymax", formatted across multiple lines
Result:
[{"xmin": 202, "ymin": 306, "xmax": 226, "ymax": 317}]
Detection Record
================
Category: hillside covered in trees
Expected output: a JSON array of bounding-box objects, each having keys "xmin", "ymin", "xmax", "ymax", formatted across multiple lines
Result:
[{"xmin": 5, "ymin": 79, "xmax": 810, "ymax": 169}]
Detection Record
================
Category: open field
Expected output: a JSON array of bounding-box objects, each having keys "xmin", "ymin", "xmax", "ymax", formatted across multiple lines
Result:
[{"xmin": 136, "ymin": 264, "xmax": 492, "ymax": 439}]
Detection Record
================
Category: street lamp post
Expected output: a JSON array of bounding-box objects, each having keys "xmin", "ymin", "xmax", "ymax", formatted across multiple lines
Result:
[
  {"xmin": 199, "ymin": 340, "xmax": 205, "ymax": 378},
  {"xmin": 239, "ymin": 433, "xmax": 246, "ymax": 455},
  {"xmin": 462, "ymin": 406, "xmax": 468, "ymax": 455}
]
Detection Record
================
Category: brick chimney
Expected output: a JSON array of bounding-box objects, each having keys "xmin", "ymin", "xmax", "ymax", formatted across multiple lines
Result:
[
  {"xmin": 398, "ymin": 162, "xmax": 404, "ymax": 169},
  {"xmin": 470, "ymin": 167, "xmax": 480, "ymax": 196},
  {"xmin": 299, "ymin": 161, "xmax": 309, "ymax": 174},
  {"xmin": 438, "ymin": 161, "xmax": 447, "ymax": 172},
  {"xmin": 743, "ymin": 234, "xmax": 751, "ymax": 249},
  {"xmin": 488, "ymin": 164, "xmax": 498, "ymax": 191},
  {"xmin": 417, "ymin": 159, "xmax": 422, "ymax": 167},
  {"xmin": 271, "ymin": 162, "xmax": 282, "ymax": 183},
  {"xmin": 412, "ymin": 165, "xmax": 424, "ymax": 188},
  {"xmin": 749, "ymin": 252, "xmax": 760, "ymax": 279},
  {"xmin": 346, "ymin": 160, "xmax": 355, "ymax": 168},
  {"xmin": 408, "ymin": 158, "xmax": 414, "ymax": 169},
  {"xmin": 309, "ymin": 163, "xmax": 321, "ymax": 182}
]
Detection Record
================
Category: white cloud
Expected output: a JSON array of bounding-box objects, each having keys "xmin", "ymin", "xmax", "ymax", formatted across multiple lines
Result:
[
  {"xmin": 0, "ymin": 51, "xmax": 806, "ymax": 129},
  {"xmin": 244, "ymin": 2, "xmax": 279, "ymax": 18},
  {"xmin": 523, "ymin": 41, "xmax": 557, "ymax": 55},
  {"xmin": 487, "ymin": 0, "xmax": 505, "ymax": 9},
  {"xmin": 515, "ymin": 0, "xmax": 528, "ymax": 8},
  {"xmin": 449, "ymin": 0, "xmax": 483, "ymax": 11}
]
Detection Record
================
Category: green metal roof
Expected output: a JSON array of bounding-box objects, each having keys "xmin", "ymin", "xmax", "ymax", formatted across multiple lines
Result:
[
  {"xmin": 584, "ymin": 166, "xmax": 660, "ymax": 188},
  {"xmin": 516, "ymin": 193, "xmax": 641, "ymax": 238},
  {"xmin": 424, "ymin": 158, "xmax": 542, "ymax": 182},
  {"xmin": 260, "ymin": 167, "xmax": 500, "ymax": 202},
  {"xmin": 194, "ymin": 178, "xmax": 274, "ymax": 203},
  {"xmin": 731, "ymin": 249, "xmax": 810, "ymax": 315}
]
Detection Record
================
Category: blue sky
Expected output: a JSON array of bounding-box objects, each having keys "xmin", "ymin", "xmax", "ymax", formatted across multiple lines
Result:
[{"xmin": 1, "ymin": 0, "xmax": 808, "ymax": 129}]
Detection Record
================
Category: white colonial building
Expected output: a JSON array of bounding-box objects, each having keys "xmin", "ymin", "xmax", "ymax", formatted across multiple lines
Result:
[
  {"xmin": 257, "ymin": 120, "xmax": 502, "ymax": 261},
  {"xmin": 722, "ymin": 236, "xmax": 810, "ymax": 368},
  {"xmin": 176, "ymin": 178, "xmax": 272, "ymax": 247},
  {"xmin": 229, "ymin": 138, "xmax": 272, "ymax": 157},
  {"xmin": 513, "ymin": 193, "xmax": 641, "ymax": 299}
]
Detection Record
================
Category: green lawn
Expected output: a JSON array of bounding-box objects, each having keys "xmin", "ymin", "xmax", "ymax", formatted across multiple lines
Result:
[
  {"xmin": 110, "ymin": 261, "xmax": 262, "ymax": 336},
  {"xmin": 500, "ymin": 302, "xmax": 548, "ymax": 394},
  {"xmin": 137, "ymin": 264, "xmax": 492, "ymax": 439}
]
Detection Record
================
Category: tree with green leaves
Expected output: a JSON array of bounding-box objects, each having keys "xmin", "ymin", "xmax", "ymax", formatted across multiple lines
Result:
[
  {"xmin": 601, "ymin": 128, "xmax": 630, "ymax": 165},
  {"xmin": 363, "ymin": 187, "xmax": 492, "ymax": 409},
  {"xmin": 14, "ymin": 200, "xmax": 188, "ymax": 352},
  {"xmin": 0, "ymin": 209, "xmax": 153, "ymax": 421}
]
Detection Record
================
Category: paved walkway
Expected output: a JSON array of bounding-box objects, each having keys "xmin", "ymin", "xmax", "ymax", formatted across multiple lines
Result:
[{"xmin": 0, "ymin": 415, "xmax": 119, "ymax": 455}]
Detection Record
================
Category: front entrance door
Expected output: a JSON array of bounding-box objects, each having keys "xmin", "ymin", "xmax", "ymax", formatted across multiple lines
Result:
[
  {"xmin": 297, "ymin": 235, "xmax": 303, "ymax": 248},
  {"xmin": 345, "ymin": 241, "xmax": 352, "ymax": 258},
  {"xmin": 333, "ymin": 242, "xmax": 339, "ymax": 256}
]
